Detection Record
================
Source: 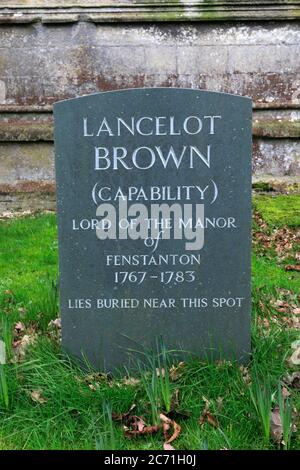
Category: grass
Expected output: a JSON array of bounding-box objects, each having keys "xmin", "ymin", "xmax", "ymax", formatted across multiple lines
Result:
[
  {"xmin": 249, "ymin": 371, "xmax": 272, "ymax": 442},
  {"xmin": 0, "ymin": 194, "xmax": 299, "ymax": 450},
  {"xmin": 278, "ymin": 383, "xmax": 293, "ymax": 450},
  {"xmin": 134, "ymin": 336, "xmax": 174, "ymax": 425}
]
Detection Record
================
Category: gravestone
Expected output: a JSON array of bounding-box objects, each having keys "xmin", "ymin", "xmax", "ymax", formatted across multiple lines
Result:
[{"xmin": 54, "ymin": 88, "xmax": 252, "ymax": 371}]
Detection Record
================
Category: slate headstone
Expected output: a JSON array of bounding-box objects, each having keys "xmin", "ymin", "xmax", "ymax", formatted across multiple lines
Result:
[{"xmin": 54, "ymin": 88, "xmax": 252, "ymax": 371}]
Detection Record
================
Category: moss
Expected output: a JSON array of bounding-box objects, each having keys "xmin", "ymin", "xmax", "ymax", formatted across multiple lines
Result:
[
  {"xmin": 253, "ymin": 194, "xmax": 300, "ymax": 228},
  {"xmin": 137, "ymin": 2, "xmax": 225, "ymax": 22},
  {"xmin": 253, "ymin": 120, "xmax": 300, "ymax": 139},
  {"xmin": 124, "ymin": 0, "xmax": 300, "ymax": 22},
  {"xmin": 252, "ymin": 182, "xmax": 274, "ymax": 193}
]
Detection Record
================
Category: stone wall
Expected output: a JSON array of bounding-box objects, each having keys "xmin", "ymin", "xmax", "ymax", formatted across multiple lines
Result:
[{"xmin": 0, "ymin": 1, "xmax": 299, "ymax": 212}]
